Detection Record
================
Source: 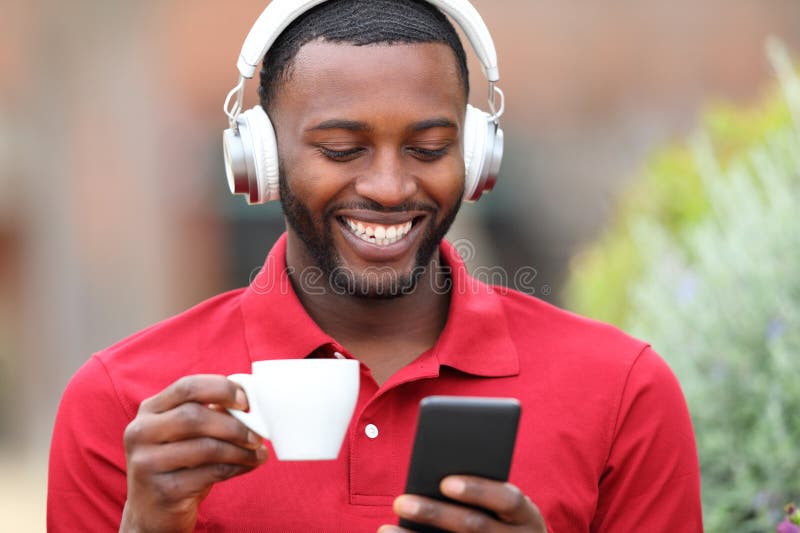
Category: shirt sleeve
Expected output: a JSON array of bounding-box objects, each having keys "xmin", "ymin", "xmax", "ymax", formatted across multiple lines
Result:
[
  {"xmin": 590, "ymin": 346, "xmax": 703, "ymax": 532},
  {"xmin": 48, "ymin": 355, "xmax": 131, "ymax": 532}
]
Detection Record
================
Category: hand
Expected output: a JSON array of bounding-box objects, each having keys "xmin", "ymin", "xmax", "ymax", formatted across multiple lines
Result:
[
  {"xmin": 378, "ymin": 476, "xmax": 547, "ymax": 533},
  {"xmin": 120, "ymin": 375, "xmax": 268, "ymax": 533}
]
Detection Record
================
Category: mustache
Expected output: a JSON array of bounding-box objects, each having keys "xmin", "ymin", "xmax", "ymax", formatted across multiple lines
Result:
[{"xmin": 325, "ymin": 200, "xmax": 437, "ymax": 215}]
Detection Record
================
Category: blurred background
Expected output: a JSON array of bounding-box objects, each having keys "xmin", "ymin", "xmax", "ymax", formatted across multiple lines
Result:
[{"xmin": 1, "ymin": 0, "xmax": 799, "ymax": 531}]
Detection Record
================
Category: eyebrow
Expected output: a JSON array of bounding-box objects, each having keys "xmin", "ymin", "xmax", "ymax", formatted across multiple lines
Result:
[
  {"xmin": 411, "ymin": 117, "xmax": 458, "ymax": 132},
  {"xmin": 306, "ymin": 117, "xmax": 458, "ymax": 133},
  {"xmin": 307, "ymin": 119, "xmax": 371, "ymax": 132}
]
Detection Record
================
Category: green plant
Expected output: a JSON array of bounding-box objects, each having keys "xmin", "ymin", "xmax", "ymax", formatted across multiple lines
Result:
[
  {"xmin": 565, "ymin": 51, "xmax": 793, "ymax": 327},
  {"xmin": 565, "ymin": 40, "xmax": 800, "ymax": 532}
]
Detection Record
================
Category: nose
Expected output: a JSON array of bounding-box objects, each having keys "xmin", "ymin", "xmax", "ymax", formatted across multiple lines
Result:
[{"xmin": 353, "ymin": 148, "xmax": 418, "ymax": 207}]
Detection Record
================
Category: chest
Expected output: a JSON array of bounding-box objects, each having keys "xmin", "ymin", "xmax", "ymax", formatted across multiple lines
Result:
[{"xmin": 194, "ymin": 371, "xmax": 609, "ymax": 532}]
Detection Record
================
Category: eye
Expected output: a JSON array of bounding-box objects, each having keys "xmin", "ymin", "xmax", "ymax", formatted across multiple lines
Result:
[
  {"xmin": 408, "ymin": 145, "xmax": 450, "ymax": 162},
  {"xmin": 318, "ymin": 146, "xmax": 365, "ymax": 162}
]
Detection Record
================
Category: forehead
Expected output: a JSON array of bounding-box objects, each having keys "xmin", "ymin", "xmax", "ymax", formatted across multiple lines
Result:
[{"xmin": 271, "ymin": 40, "xmax": 466, "ymax": 124}]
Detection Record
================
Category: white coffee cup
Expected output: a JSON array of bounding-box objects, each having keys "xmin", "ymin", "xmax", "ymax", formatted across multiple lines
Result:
[{"xmin": 227, "ymin": 359, "xmax": 359, "ymax": 461}]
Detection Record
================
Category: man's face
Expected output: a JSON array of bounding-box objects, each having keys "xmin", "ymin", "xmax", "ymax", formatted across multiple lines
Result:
[{"xmin": 270, "ymin": 41, "xmax": 467, "ymax": 298}]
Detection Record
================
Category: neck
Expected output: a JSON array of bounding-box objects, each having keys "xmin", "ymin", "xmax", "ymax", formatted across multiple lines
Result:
[{"xmin": 286, "ymin": 238, "xmax": 452, "ymax": 381}]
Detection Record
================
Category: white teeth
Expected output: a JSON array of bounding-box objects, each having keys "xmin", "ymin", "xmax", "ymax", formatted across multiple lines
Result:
[{"xmin": 341, "ymin": 216, "xmax": 415, "ymax": 246}]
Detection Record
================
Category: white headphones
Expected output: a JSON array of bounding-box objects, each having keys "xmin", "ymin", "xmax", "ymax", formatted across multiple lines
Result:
[{"xmin": 223, "ymin": 0, "xmax": 505, "ymax": 205}]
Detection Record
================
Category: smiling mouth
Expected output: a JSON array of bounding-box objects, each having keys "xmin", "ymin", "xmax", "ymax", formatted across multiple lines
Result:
[{"xmin": 338, "ymin": 215, "xmax": 422, "ymax": 246}]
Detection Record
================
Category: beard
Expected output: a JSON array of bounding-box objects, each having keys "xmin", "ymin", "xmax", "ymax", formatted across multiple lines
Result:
[{"xmin": 279, "ymin": 172, "xmax": 462, "ymax": 299}]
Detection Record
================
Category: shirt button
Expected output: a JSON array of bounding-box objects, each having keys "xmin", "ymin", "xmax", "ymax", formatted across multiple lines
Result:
[{"xmin": 365, "ymin": 424, "xmax": 379, "ymax": 439}]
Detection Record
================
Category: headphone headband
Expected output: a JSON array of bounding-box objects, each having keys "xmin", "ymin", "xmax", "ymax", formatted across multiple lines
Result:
[{"xmin": 236, "ymin": 0, "xmax": 499, "ymax": 82}]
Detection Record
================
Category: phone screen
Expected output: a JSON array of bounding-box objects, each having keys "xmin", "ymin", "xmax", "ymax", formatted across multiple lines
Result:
[{"xmin": 399, "ymin": 396, "xmax": 521, "ymax": 532}]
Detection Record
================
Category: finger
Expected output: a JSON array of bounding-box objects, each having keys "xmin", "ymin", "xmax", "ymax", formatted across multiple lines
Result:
[
  {"xmin": 376, "ymin": 526, "xmax": 415, "ymax": 533},
  {"xmin": 148, "ymin": 463, "xmax": 258, "ymax": 504},
  {"xmin": 129, "ymin": 403, "xmax": 263, "ymax": 450},
  {"xmin": 441, "ymin": 476, "xmax": 542, "ymax": 526},
  {"xmin": 393, "ymin": 494, "xmax": 506, "ymax": 533},
  {"xmin": 139, "ymin": 375, "xmax": 247, "ymax": 414},
  {"xmin": 129, "ymin": 438, "xmax": 267, "ymax": 474}
]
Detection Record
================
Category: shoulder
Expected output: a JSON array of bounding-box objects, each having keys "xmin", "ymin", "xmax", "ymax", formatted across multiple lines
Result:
[
  {"xmin": 98, "ymin": 288, "xmax": 247, "ymax": 355},
  {"xmin": 490, "ymin": 287, "xmax": 680, "ymax": 433},
  {"xmin": 51, "ymin": 288, "xmax": 250, "ymax": 485},
  {"xmin": 491, "ymin": 288, "xmax": 699, "ymax": 491},
  {"xmin": 87, "ymin": 288, "xmax": 250, "ymax": 415},
  {"xmin": 497, "ymin": 287, "xmax": 649, "ymax": 369}
]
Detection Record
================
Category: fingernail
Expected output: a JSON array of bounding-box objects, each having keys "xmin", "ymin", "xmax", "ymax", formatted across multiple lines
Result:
[
  {"xmin": 396, "ymin": 496, "xmax": 421, "ymax": 516},
  {"xmin": 442, "ymin": 476, "xmax": 466, "ymax": 496},
  {"xmin": 247, "ymin": 431, "xmax": 261, "ymax": 445},
  {"xmin": 256, "ymin": 445, "xmax": 268, "ymax": 461},
  {"xmin": 235, "ymin": 388, "xmax": 248, "ymax": 410},
  {"xmin": 378, "ymin": 527, "xmax": 403, "ymax": 533}
]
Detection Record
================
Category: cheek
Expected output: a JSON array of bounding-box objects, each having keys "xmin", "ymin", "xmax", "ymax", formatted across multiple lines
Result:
[
  {"xmin": 281, "ymin": 149, "xmax": 349, "ymax": 213},
  {"xmin": 274, "ymin": 122, "xmax": 342, "ymax": 211},
  {"xmin": 418, "ymin": 158, "xmax": 465, "ymax": 205}
]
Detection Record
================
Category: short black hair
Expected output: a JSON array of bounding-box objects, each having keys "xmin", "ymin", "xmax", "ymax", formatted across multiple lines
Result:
[{"xmin": 258, "ymin": 0, "xmax": 470, "ymax": 111}]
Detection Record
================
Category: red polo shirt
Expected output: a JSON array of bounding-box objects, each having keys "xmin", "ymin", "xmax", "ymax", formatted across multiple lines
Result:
[{"xmin": 48, "ymin": 235, "xmax": 702, "ymax": 532}]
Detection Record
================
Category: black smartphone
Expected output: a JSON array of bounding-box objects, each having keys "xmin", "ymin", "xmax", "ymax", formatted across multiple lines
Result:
[{"xmin": 399, "ymin": 395, "xmax": 521, "ymax": 533}]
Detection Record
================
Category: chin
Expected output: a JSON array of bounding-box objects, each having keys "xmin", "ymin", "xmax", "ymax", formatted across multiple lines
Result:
[{"xmin": 329, "ymin": 267, "xmax": 425, "ymax": 299}]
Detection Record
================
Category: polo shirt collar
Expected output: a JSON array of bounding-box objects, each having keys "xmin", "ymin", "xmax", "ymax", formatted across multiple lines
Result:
[
  {"xmin": 240, "ymin": 234, "xmax": 332, "ymax": 361},
  {"xmin": 240, "ymin": 234, "xmax": 519, "ymax": 378},
  {"xmin": 432, "ymin": 240, "xmax": 519, "ymax": 377}
]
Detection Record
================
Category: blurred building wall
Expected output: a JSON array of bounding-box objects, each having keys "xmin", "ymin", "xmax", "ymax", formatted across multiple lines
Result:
[{"xmin": 1, "ymin": 0, "xmax": 800, "ymax": 528}]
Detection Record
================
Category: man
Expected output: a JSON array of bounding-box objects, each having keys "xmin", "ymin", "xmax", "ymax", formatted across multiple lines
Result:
[{"xmin": 48, "ymin": 0, "xmax": 703, "ymax": 531}]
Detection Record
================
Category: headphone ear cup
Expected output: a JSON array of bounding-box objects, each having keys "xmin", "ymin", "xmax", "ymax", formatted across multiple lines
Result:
[
  {"xmin": 463, "ymin": 104, "xmax": 488, "ymax": 201},
  {"xmin": 242, "ymin": 105, "xmax": 280, "ymax": 203}
]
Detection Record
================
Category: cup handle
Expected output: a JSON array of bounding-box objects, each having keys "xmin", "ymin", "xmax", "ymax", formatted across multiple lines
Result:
[{"xmin": 226, "ymin": 374, "xmax": 270, "ymax": 439}]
